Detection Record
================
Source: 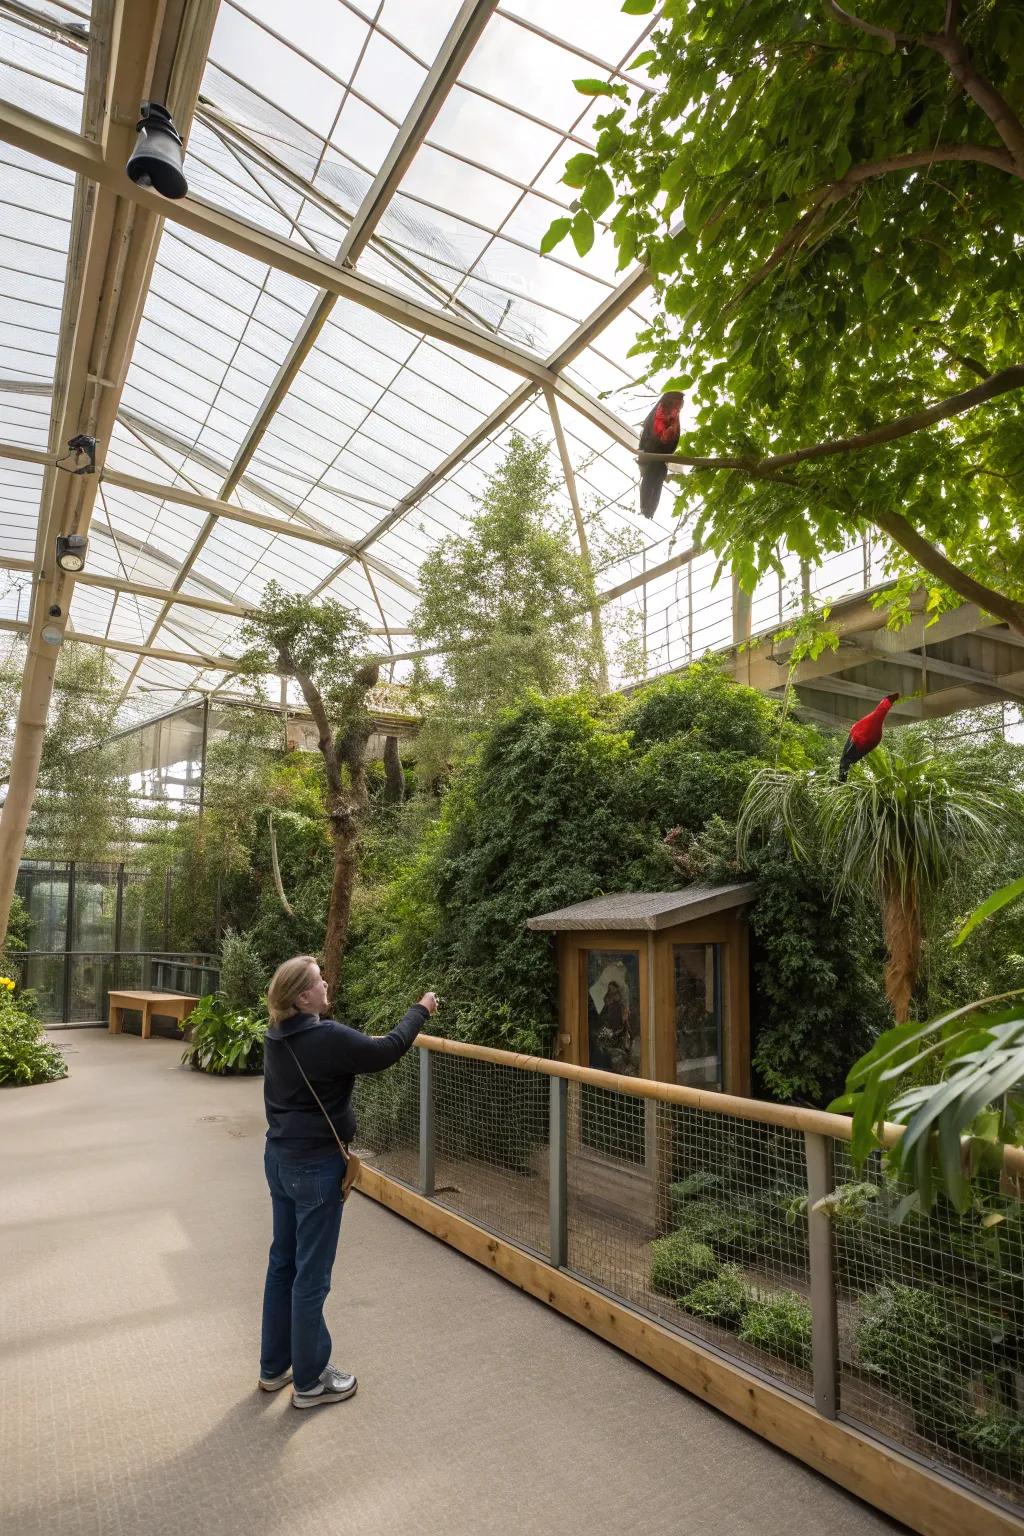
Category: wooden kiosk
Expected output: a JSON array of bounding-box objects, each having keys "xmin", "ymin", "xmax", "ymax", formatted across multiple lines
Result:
[{"xmin": 527, "ymin": 884, "xmax": 757, "ymax": 1230}]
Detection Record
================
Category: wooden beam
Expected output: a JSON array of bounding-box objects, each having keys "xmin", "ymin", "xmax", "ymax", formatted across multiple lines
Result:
[
  {"xmin": 872, "ymin": 645, "xmax": 1024, "ymax": 704},
  {"xmin": 598, "ymin": 545, "xmax": 697, "ymax": 605},
  {"xmin": 356, "ymin": 1167, "xmax": 1019, "ymax": 1536}
]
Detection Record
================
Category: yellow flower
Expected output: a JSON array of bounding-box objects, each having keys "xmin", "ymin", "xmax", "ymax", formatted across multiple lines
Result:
[{"xmin": 0, "ymin": 977, "xmax": 14, "ymax": 990}]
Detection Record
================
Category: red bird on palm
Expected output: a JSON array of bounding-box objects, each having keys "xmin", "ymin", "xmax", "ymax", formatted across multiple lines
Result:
[
  {"xmin": 838, "ymin": 693, "xmax": 900, "ymax": 782},
  {"xmin": 638, "ymin": 391, "xmax": 683, "ymax": 518}
]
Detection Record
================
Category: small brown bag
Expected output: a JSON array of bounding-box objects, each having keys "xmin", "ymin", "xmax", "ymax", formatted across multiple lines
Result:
[{"xmin": 283, "ymin": 1041, "xmax": 362, "ymax": 1201}]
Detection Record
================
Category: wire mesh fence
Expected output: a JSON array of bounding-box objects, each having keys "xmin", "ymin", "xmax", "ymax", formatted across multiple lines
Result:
[
  {"xmin": 353, "ymin": 1042, "xmax": 1023, "ymax": 1514},
  {"xmin": 832, "ymin": 1143, "xmax": 1024, "ymax": 1504}
]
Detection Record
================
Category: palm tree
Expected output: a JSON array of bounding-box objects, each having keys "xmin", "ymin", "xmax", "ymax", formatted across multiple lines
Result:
[{"xmin": 738, "ymin": 742, "xmax": 1010, "ymax": 1022}]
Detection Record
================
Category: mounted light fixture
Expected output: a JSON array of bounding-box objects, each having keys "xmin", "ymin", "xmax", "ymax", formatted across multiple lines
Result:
[
  {"xmin": 41, "ymin": 625, "xmax": 63, "ymax": 646},
  {"xmin": 126, "ymin": 102, "xmax": 188, "ymax": 200},
  {"xmin": 56, "ymin": 534, "xmax": 88, "ymax": 573}
]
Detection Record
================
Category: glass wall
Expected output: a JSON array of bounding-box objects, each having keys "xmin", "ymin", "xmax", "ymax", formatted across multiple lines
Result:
[{"xmin": 7, "ymin": 859, "xmax": 217, "ymax": 1023}]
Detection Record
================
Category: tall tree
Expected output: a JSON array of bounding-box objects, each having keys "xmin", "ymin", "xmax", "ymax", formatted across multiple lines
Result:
[
  {"xmin": 544, "ymin": 1, "xmax": 1024, "ymax": 632},
  {"xmin": 1, "ymin": 642, "xmax": 132, "ymax": 863},
  {"xmin": 238, "ymin": 585, "xmax": 377, "ymax": 1003},
  {"xmin": 738, "ymin": 741, "xmax": 1010, "ymax": 1020},
  {"xmin": 411, "ymin": 434, "xmax": 606, "ymax": 769}
]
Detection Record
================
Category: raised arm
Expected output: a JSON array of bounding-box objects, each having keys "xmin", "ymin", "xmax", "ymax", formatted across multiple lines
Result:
[{"xmin": 329, "ymin": 994, "xmax": 436, "ymax": 1075}]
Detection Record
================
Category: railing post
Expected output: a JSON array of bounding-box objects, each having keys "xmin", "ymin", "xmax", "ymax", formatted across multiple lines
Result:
[
  {"xmin": 549, "ymin": 1075, "xmax": 568, "ymax": 1269},
  {"xmin": 419, "ymin": 1047, "xmax": 435, "ymax": 1196},
  {"xmin": 804, "ymin": 1130, "xmax": 839, "ymax": 1420}
]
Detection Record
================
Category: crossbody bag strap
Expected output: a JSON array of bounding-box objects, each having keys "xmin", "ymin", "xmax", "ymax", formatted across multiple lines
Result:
[{"xmin": 282, "ymin": 1039, "xmax": 349, "ymax": 1160}]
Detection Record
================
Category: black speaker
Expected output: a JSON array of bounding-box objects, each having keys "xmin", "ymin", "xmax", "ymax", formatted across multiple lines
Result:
[{"xmin": 126, "ymin": 102, "xmax": 187, "ymax": 200}]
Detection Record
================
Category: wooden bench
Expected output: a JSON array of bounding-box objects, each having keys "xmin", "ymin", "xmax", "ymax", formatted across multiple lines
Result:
[{"xmin": 108, "ymin": 990, "xmax": 199, "ymax": 1040}]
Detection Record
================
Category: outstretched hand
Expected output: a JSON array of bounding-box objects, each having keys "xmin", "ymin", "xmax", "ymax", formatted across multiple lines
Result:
[{"xmin": 419, "ymin": 991, "xmax": 439, "ymax": 1015}]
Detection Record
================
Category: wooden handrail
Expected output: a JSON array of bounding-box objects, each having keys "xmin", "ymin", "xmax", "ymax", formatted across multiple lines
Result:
[{"xmin": 414, "ymin": 1033, "xmax": 1024, "ymax": 1178}]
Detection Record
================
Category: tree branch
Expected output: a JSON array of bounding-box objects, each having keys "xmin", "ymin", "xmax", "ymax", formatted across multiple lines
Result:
[
  {"xmin": 730, "ymin": 143, "xmax": 1018, "ymax": 310},
  {"xmin": 870, "ymin": 505, "xmax": 1024, "ymax": 634},
  {"xmin": 925, "ymin": 27, "xmax": 1024, "ymax": 173},
  {"xmin": 637, "ymin": 364, "xmax": 1024, "ymax": 472},
  {"xmin": 825, "ymin": 1, "xmax": 917, "ymax": 49},
  {"xmin": 826, "ymin": 0, "xmax": 1024, "ymax": 172},
  {"xmin": 278, "ymin": 643, "xmax": 342, "ymax": 796}
]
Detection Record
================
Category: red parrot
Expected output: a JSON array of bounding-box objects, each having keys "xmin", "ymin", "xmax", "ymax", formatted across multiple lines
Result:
[
  {"xmin": 838, "ymin": 693, "xmax": 900, "ymax": 782},
  {"xmin": 638, "ymin": 391, "xmax": 684, "ymax": 518}
]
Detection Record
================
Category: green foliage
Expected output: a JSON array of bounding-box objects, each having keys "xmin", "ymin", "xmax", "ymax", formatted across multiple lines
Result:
[
  {"xmin": 833, "ymin": 993, "xmax": 1024, "ymax": 1213},
  {"xmin": 738, "ymin": 1291, "xmax": 813, "ymax": 1369},
  {"xmin": 411, "ymin": 435, "xmax": 604, "ymax": 773},
  {"xmin": 855, "ymin": 1283, "xmax": 963, "ymax": 1411},
  {"xmin": 671, "ymin": 1195, "xmax": 764, "ymax": 1261},
  {"xmin": 237, "ymin": 582, "xmax": 370, "ymax": 708},
  {"xmin": 0, "ymin": 981, "xmax": 67, "ymax": 1086},
  {"xmin": 181, "ymin": 992, "xmax": 267, "ymax": 1076},
  {"xmin": 543, "ymin": 1, "xmax": 1024, "ymax": 623},
  {"xmin": 344, "ymin": 665, "xmax": 888, "ymax": 1091},
  {"xmin": 649, "ymin": 1233, "xmax": 718, "ymax": 1298},
  {"xmin": 1, "ymin": 642, "xmax": 134, "ymax": 865},
  {"xmin": 218, "ymin": 928, "xmax": 267, "ymax": 1012},
  {"xmin": 679, "ymin": 1263, "xmax": 751, "ymax": 1326},
  {"xmin": 3, "ymin": 893, "xmax": 32, "ymax": 953}
]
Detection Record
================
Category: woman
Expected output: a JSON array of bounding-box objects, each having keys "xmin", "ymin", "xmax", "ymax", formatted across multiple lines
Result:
[{"xmin": 258, "ymin": 954, "xmax": 437, "ymax": 1409}]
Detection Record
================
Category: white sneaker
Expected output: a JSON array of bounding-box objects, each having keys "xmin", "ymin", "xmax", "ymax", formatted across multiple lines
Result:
[
  {"xmin": 257, "ymin": 1368, "xmax": 293, "ymax": 1392},
  {"xmin": 292, "ymin": 1364, "xmax": 358, "ymax": 1409}
]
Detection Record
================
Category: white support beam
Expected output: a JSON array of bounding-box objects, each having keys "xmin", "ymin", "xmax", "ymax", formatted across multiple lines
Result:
[
  {"xmin": 545, "ymin": 387, "xmax": 608, "ymax": 689},
  {"xmin": 0, "ymin": 0, "xmax": 221, "ymax": 945},
  {"xmin": 0, "ymin": 555, "xmax": 413, "ymax": 631},
  {"xmin": 0, "ymin": 440, "xmax": 419, "ymax": 593},
  {"xmin": 0, "ymin": 99, "xmax": 633, "ymax": 446},
  {"xmin": 119, "ymin": 3, "xmax": 499, "ymax": 698},
  {"xmin": 0, "ymin": 619, "xmax": 430, "ymax": 672},
  {"xmin": 598, "ymin": 546, "xmax": 698, "ymax": 605}
]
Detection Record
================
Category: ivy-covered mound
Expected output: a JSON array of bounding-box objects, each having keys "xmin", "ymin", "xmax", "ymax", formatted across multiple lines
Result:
[
  {"xmin": 0, "ymin": 977, "xmax": 67, "ymax": 1086},
  {"xmin": 341, "ymin": 664, "xmax": 890, "ymax": 1104}
]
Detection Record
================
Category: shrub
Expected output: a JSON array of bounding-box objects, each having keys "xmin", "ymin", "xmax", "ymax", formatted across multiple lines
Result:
[
  {"xmin": 738, "ymin": 1291, "xmax": 813, "ymax": 1369},
  {"xmin": 854, "ymin": 1283, "xmax": 964, "ymax": 1415},
  {"xmin": 680, "ymin": 1264, "xmax": 752, "ymax": 1327},
  {"xmin": 218, "ymin": 928, "xmax": 266, "ymax": 1011},
  {"xmin": 0, "ymin": 980, "xmax": 67, "ymax": 1086},
  {"xmin": 181, "ymin": 993, "xmax": 267, "ymax": 1075},
  {"xmin": 671, "ymin": 1197, "xmax": 764, "ymax": 1261},
  {"xmin": 669, "ymin": 1170, "xmax": 724, "ymax": 1204},
  {"xmin": 960, "ymin": 1408, "xmax": 1024, "ymax": 1481},
  {"xmin": 650, "ymin": 1234, "xmax": 718, "ymax": 1298}
]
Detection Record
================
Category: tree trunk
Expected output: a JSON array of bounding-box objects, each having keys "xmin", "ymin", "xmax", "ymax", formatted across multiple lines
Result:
[
  {"xmin": 881, "ymin": 885, "xmax": 921, "ymax": 1023},
  {"xmin": 383, "ymin": 734, "xmax": 405, "ymax": 804},
  {"xmin": 323, "ymin": 798, "xmax": 359, "ymax": 1007}
]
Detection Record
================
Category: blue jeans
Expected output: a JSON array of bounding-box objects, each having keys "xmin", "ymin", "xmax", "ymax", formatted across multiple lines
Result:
[{"xmin": 260, "ymin": 1144, "xmax": 346, "ymax": 1392}]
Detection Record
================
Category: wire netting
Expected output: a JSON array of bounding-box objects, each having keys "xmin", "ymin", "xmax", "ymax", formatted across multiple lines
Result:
[
  {"xmin": 353, "ymin": 1048, "xmax": 1023, "ymax": 1512},
  {"xmin": 832, "ymin": 1143, "xmax": 1024, "ymax": 1506},
  {"xmin": 429, "ymin": 1054, "xmax": 550, "ymax": 1256},
  {"xmin": 565, "ymin": 1086, "xmax": 813, "ymax": 1394}
]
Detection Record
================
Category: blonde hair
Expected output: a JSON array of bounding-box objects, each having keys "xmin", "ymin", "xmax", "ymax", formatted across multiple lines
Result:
[{"xmin": 267, "ymin": 955, "xmax": 319, "ymax": 1025}]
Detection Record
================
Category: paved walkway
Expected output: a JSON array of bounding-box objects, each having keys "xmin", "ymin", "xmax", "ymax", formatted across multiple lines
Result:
[{"xmin": 0, "ymin": 1030, "xmax": 904, "ymax": 1536}]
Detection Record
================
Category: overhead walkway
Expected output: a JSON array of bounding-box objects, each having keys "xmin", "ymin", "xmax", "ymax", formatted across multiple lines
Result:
[{"xmin": 0, "ymin": 1030, "xmax": 902, "ymax": 1536}]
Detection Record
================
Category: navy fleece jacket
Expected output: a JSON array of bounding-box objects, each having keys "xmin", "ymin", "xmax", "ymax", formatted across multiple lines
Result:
[{"xmin": 263, "ymin": 1004, "xmax": 427, "ymax": 1161}]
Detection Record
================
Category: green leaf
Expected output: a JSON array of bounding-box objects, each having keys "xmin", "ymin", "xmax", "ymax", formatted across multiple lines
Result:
[
  {"xmin": 540, "ymin": 217, "xmax": 572, "ymax": 255},
  {"xmin": 581, "ymin": 167, "xmax": 615, "ymax": 220},
  {"xmin": 622, "ymin": 0, "xmax": 657, "ymax": 12},
  {"xmin": 571, "ymin": 210, "xmax": 595, "ymax": 257},
  {"xmin": 574, "ymin": 78, "xmax": 615, "ymax": 97},
  {"xmin": 563, "ymin": 152, "xmax": 597, "ymax": 189},
  {"xmin": 955, "ymin": 875, "xmax": 1024, "ymax": 946}
]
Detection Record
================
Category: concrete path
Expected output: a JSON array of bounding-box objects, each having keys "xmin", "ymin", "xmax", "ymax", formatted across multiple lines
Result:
[{"xmin": 0, "ymin": 1030, "xmax": 905, "ymax": 1536}]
